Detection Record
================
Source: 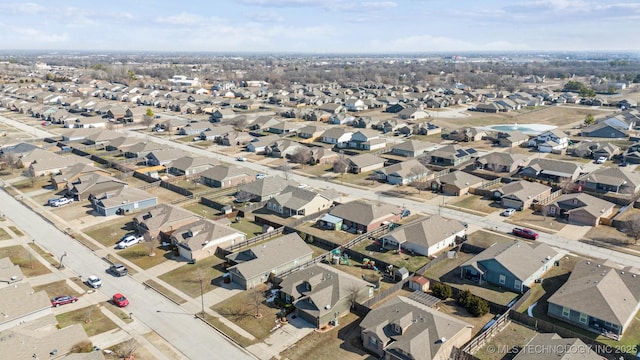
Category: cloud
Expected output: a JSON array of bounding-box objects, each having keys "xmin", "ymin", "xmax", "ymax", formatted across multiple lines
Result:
[
  {"xmin": 155, "ymin": 13, "xmax": 208, "ymax": 26},
  {"xmin": 238, "ymin": 0, "xmax": 397, "ymax": 12},
  {"xmin": 0, "ymin": 2, "xmax": 46, "ymax": 14},
  {"xmin": 243, "ymin": 10, "xmax": 285, "ymax": 23}
]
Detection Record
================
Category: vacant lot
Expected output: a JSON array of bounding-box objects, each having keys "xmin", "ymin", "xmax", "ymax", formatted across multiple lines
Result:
[
  {"xmin": 473, "ymin": 322, "xmax": 537, "ymax": 360},
  {"xmin": 0, "ymin": 245, "xmax": 51, "ymax": 277},
  {"xmin": 158, "ymin": 255, "xmax": 226, "ymax": 298},
  {"xmin": 584, "ymin": 224, "xmax": 640, "ymax": 252},
  {"xmin": 83, "ymin": 216, "xmax": 137, "ymax": 248},
  {"xmin": 56, "ymin": 305, "xmax": 118, "ymax": 337}
]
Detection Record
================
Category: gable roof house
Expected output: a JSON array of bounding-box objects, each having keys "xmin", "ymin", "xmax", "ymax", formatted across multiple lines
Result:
[
  {"xmin": 266, "ymin": 185, "xmax": 334, "ymax": 217},
  {"xmin": 347, "ymin": 153, "xmax": 386, "ymax": 174},
  {"xmin": 447, "ymin": 127, "xmax": 486, "ymax": 142},
  {"xmin": 92, "ymin": 187, "xmax": 158, "ymax": 216},
  {"xmin": 432, "ymin": 171, "xmax": 484, "ymax": 196},
  {"xmin": 348, "ymin": 129, "xmax": 386, "ymax": 151},
  {"xmin": 296, "ymin": 124, "xmax": 326, "ymax": 141},
  {"xmin": 268, "ymin": 120, "xmax": 305, "ymax": 134},
  {"xmin": 391, "ymin": 140, "xmax": 439, "ymax": 158},
  {"xmin": 237, "ymin": 176, "xmax": 296, "ymax": 202},
  {"xmin": 310, "ymin": 148, "xmax": 341, "ymax": 165},
  {"xmin": 519, "ymin": 158, "xmax": 582, "ymax": 183},
  {"xmin": 579, "ymin": 167, "xmax": 640, "ymax": 197},
  {"xmin": 474, "ymin": 152, "xmax": 529, "ymax": 174},
  {"xmin": 200, "ymin": 165, "xmax": 256, "ymax": 188},
  {"xmin": 570, "ymin": 141, "xmax": 620, "ymax": 160},
  {"xmin": 547, "ymin": 259, "xmax": 640, "ymax": 340},
  {"xmin": 546, "ymin": 193, "xmax": 615, "ymax": 226},
  {"xmin": 167, "ymin": 156, "xmax": 218, "ymax": 177},
  {"xmin": 344, "ymin": 98, "xmax": 367, "ymax": 112},
  {"xmin": 325, "ymin": 200, "xmax": 402, "ymax": 234},
  {"xmin": 124, "ymin": 142, "xmax": 166, "ymax": 159},
  {"xmin": 246, "ymin": 134, "xmax": 281, "ymax": 154},
  {"xmin": 531, "ymin": 129, "xmax": 569, "ymax": 153},
  {"xmin": 493, "ymin": 180, "xmax": 552, "ymax": 211},
  {"xmin": 320, "ymin": 127, "xmax": 353, "ymax": 148},
  {"xmin": 429, "ymin": 145, "xmax": 478, "ymax": 167},
  {"xmin": 496, "ymin": 131, "xmax": 530, "ymax": 148},
  {"xmin": 265, "ymin": 139, "xmax": 308, "ymax": 159},
  {"xmin": 513, "ymin": 333, "xmax": 603, "ymax": 360},
  {"xmin": 460, "ymin": 241, "xmax": 562, "ymax": 293},
  {"xmin": 178, "ymin": 121, "xmax": 211, "ymax": 136},
  {"xmin": 374, "ymin": 159, "xmax": 432, "ymax": 185},
  {"xmin": 145, "ymin": 148, "xmax": 191, "ymax": 166},
  {"xmin": 171, "ymin": 219, "xmax": 245, "ymax": 261},
  {"xmin": 380, "ymin": 215, "xmax": 465, "ymax": 256},
  {"xmin": 0, "ymin": 282, "xmax": 52, "ymax": 332},
  {"xmin": 581, "ymin": 122, "xmax": 627, "ymax": 138},
  {"xmin": 278, "ymin": 263, "xmax": 374, "ymax": 328},
  {"xmin": 28, "ymin": 153, "xmax": 93, "ymax": 177},
  {"xmin": 133, "ymin": 203, "xmax": 200, "ymax": 241},
  {"xmin": 397, "ymin": 107, "xmax": 429, "ymax": 120},
  {"xmin": 67, "ymin": 173, "xmax": 127, "ymax": 201},
  {"xmin": 226, "ymin": 233, "xmax": 313, "ymax": 289},
  {"xmin": 199, "ymin": 124, "xmax": 234, "ymax": 141},
  {"xmin": 51, "ymin": 163, "xmax": 112, "ymax": 190},
  {"xmin": 360, "ymin": 296, "xmax": 473, "ymax": 360}
]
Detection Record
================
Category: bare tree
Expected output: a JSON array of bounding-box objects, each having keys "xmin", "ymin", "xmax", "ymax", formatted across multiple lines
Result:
[
  {"xmin": 290, "ymin": 148, "xmax": 312, "ymax": 169},
  {"xmin": 142, "ymin": 109, "xmax": 155, "ymax": 128},
  {"xmin": 332, "ymin": 157, "xmax": 349, "ymax": 176},
  {"xmin": 623, "ymin": 213, "xmax": 640, "ymax": 245},
  {"xmin": 249, "ymin": 287, "xmax": 265, "ymax": 318},
  {"xmin": 408, "ymin": 166, "xmax": 429, "ymax": 194},
  {"xmin": 280, "ymin": 163, "xmax": 292, "ymax": 180},
  {"xmin": 143, "ymin": 232, "xmax": 156, "ymax": 257},
  {"xmin": 115, "ymin": 338, "xmax": 139, "ymax": 359}
]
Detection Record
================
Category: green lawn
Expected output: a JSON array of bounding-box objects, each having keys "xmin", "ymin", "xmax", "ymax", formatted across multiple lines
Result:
[
  {"xmin": 183, "ymin": 202, "xmax": 220, "ymax": 218},
  {"xmin": 33, "ymin": 279, "xmax": 82, "ymax": 299},
  {"xmin": 0, "ymin": 245, "xmax": 51, "ymax": 277},
  {"xmin": 158, "ymin": 255, "xmax": 226, "ymax": 298},
  {"xmin": 56, "ymin": 305, "xmax": 118, "ymax": 337},
  {"xmin": 0, "ymin": 228, "xmax": 12, "ymax": 240},
  {"xmin": 83, "ymin": 216, "xmax": 136, "ymax": 247},
  {"xmin": 229, "ymin": 219, "xmax": 264, "ymax": 237}
]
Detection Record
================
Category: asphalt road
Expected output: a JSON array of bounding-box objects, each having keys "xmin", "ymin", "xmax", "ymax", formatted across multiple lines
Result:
[{"xmin": 0, "ymin": 190, "xmax": 255, "ymax": 360}]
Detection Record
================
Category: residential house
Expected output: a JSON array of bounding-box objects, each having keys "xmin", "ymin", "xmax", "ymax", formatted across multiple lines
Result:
[
  {"xmin": 460, "ymin": 241, "xmax": 562, "ymax": 293},
  {"xmin": 623, "ymin": 142, "xmax": 640, "ymax": 164},
  {"xmin": 266, "ymin": 185, "xmax": 334, "ymax": 217},
  {"xmin": 265, "ymin": 139, "xmax": 308, "ymax": 158},
  {"xmin": 519, "ymin": 158, "xmax": 582, "ymax": 183},
  {"xmin": 493, "ymin": 180, "xmax": 552, "ymax": 210},
  {"xmin": 0, "ymin": 142, "xmax": 40, "ymax": 157},
  {"xmin": 546, "ymin": 193, "xmax": 615, "ymax": 226},
  {"xmin": 547, "ymin": 259, "xmax": 640, "ymax": 340},
  {"xmin": 67, "ymin": 173, "xmax": 127, "ymax": 201},
  {"xmin": 278, "ymin": 263, "xmax": 374, "ymax": 328},
  {"xmin": 167, "ymin": 156, "xmax": 218, "ymax": 177},
  {"xmin": 211, "ymin": 108, "xmax": 236, "ymax": 122},
  {"xmin": 581, "ymin": 122, "xmax": 627, "ymax": 138},
  {"xmin": 200, "ymin": 124, "xmax": 234, "ymax": 141},
  {"xmin": 348, "ymin": 129, "xmax": 386, "ymax": 151},
  {"xmin": 318, "ymin": 103, "xmax": 344, "ymax": 115},
  {"xmin": 124, "ymin": 142, "xmax": 165, "ymax": 158},
  {"xmin": 397, "ymin": 107, "xmax": 429, "ymax": 120},
  {"xmin": 268, "ymin": 120, "xmax": 305, "ymax": 134},
  {"xmin": 570, "ymin": 142, "xmax": 620, "ymax": 159},
  {"xmin": 579, "ymin": 167, "xmax": 640, "ymax": 196},
  {"xmin": 496, "ymin": 131, "xmax": 530, "ymax": 148},
  {"xmin": 360, "ymin": 296, "xmax": 472, "ymax": 360},
  {"xmin": 474, "ymin": 153, "xmax": 529, "ymax": 174},
  {"xmin": 391, "ymin": 140, "xmax": 439, "ymax": 158},
  {"xmin": 296, "ymin": 125, "xmax": 325, "ymax": 141},
  {"xmin": 105, "ymin": 136, "xmax": 140, "ymax": 152},
  {"xmin": 92, "ymin": 187, "xmax": 158, "ymax": 216},
  {"xmin": 248, "ymin": 116, "xmax": 280, "ymax": 131},
  {"xmin": 432, "ymin": 171, "xmax": 484, "ymax": 196},
  {"xmin": 133, "ymin": 203, "xmax": 200, "ymax": 241},
  {"xmin": 380, "ymin": 215, "xmax": 465, "ymax": 256},
  {"xmin": 513, "ymin": 333, "xmax": 603, "ymax": 360},
  {"xmin": 200, "ymin": 165, "xmax": 256, "ymax": 188},
  {"xmin": 324, "ymin": 200, "xmax": 402, "ymax": 233},
  {"xmin": 220, "ymin": 131, "xmax": 254, "ymax": 147},
  {"xmin": 237, "ymin": 176, "xmax": 296, "ymax": 202},
  {"xmin": 429, "ymin": 145, "xmax": 478, "ymax": 167},
  {"xmin": 374, "ymin": 159, "xmax": 431, "ymax": 185},
  {"xmin": 531, "ymin": 130, "xmax": 569, "ymax": 153},
  {"xmin": 344, "ymin": 98, "xmax": 367, "ymax": 112},
  {"xmin": 178, "ymin": 122, "xmax": 211, "ymax": 136},
  {"xmin": 320, "ymin": 127, "xmax": 353, "ymax": 148},
  {"xmin": 171, "ymin": 219, "xmax": 245, "ymax": 261},
  {"xmin": 51, "ymin": 163, "xmax": 112, "ymax": 190},
  {"xmin": 28, "ymin": 153, "xmax": 93, "ymax": 177},
  {"xmin": 447, "ymin": 127, "xmax": 486, "ymax": 142},
  {"xmin": 310, "ymin": 148, "xmax": 340, "ymax": 165},
  {"xmin": 145, "ymin": 149, "xmax": 191, "ymax": 166},
  {"xmin": 246, "ymin": 134, "xmax": 281, "ymax": 154},
  {"xmin": 15, "ymin": 148, "xmax": 61, "ymax": 169},
  {"xmin": 347, "ymin": 153, "xmax": 386, "ymax": 174},
  {"xmin": 0, "ymin": 281, "xmax": 52, "ymax": 332},
  {"xmin": 226, "ymin": 233, "xmax": 313, "ymax": 289}
]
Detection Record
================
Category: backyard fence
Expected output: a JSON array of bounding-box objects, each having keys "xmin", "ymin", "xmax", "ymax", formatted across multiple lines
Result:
[{"xmin": 462, "ymin": 310, "xmax": 511, "ymax": 354}]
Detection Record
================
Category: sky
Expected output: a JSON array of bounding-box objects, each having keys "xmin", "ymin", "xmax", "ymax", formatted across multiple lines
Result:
[{"xmin": 0, "ymin": 0, "xmax": 639, "ymax": 53}]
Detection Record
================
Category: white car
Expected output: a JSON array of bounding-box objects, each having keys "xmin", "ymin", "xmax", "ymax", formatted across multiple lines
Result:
[
  {"xmin": 116, "ymin": 234, "xmax": 142, "ymax": 249},
  {"xmin": 51, "ymin": 197, "xmax": 73, "ymax": 207},
  {"xmin": 501, "ymin": 208, "xmax": 516, "ymax": 217},
  {"xmin": 256, "ymin": 173, "xmax": 267, "ymax": 179},
  {"xmin": 86, "ymin": 275, "xmax": 102, "ymax": 288},
  {"xmin": 236, "ymin": 156, "xmax": 247, "ymax": 162},
  {"xmin": 596, "ymin": 156, "xmax": 607, "ymax": 164}
]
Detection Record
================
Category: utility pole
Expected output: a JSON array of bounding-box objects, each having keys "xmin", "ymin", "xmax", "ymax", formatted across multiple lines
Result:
[{"xmin": 58, "ymin": 252, "xmax": 67, "ymax": 270}]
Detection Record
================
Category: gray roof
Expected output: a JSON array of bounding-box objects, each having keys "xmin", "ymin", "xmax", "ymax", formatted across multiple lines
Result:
[
  {"xmin": 514, "ymin": 333, "xmax": 602, "ymax": 360},
  {"xmin": 268, "ymin": 185, "xmax": 332, "ymax": 211},
  {"xmin": 200, "ymin": 165, "xmax": 255, "ymax": 182},
  {"xmin": 551, "ymin": 193, "xmax": 615, "ymax": 217},
  {"xmin": 523, "ymin": 158, "xmax": 580, "ymax": 177},
  {"xmin": 96, "ymin": 187, "xmax": 157, "ymax": 208},
  {"xmin": 392, "ymin": 140, "xmax": 438, "ymax": 152},
  {"xmin": 0, "ymin": 282, "xmax": 51, "ymax": 326},
  {"xmin": 581, "ymin": 167, "xmax": 640, "ymax": 190},
  {"xmin": 329, "ymin": 200, "xmax": 400, "ymax": 226},
  {"xmin": 462, "ymin": 241, "xmax": 559, "ymax": 282},
  {"xmin": 476, "ymin": 152, "xmax": 528, "ymax": 166},
  {"xmin": 0, "ymin": 257, "xmax": 23, "ymax": 289},
  {"xmin": 134, "ymin": 203, "xmax": 200, "ymax": 233},
  {"xmin": 360, "ymin": 296, "xmax": 471, "ymax": 360},
  {"xmin": 226, "ymin": 233, "xmax": 312, "ymax": 281},
  {"xmin": 435, "ymin": 171, "xmax": 484, "ymax": 188},
  {"xmin": 548, "ymin": 259, "xmax": 640, "ymax": 327},
  {"xmin": 381, "ymin": 215, "xmax": 465, "ymax": 248},
  {"xmin": 171, "ymin": 219, "xmax": 244, "ymax": 252},
  {"xmin": 496, "ymin": 180, "xmax": 551, "ymax": 201},
  {"xmin": 376, "ymin": 158, "xmax": 428, "ymax": 178},
  {"xmin": 168, "ymin": 156, "xmax": 218, "ymax": 172},
  {"xmin": 348, "ymin": 153, "xmax": 385, "ymax": 168},
  {"xmin": 239, "ymin": 176, "xmax": 296, "ymax": 197}
]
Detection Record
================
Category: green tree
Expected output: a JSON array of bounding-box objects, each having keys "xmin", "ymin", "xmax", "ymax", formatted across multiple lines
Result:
[
  {"xmin": 431, "ymin": 282, "xmax": 453, "ymax": 300},
  {"xmin": 467, "ymin": 296, "xmax": 490, "ymax": 317},
  {"xmin": 127, "ymin": 70, "xmax": 137, "ymax": 81},
  {"xmin": 579, "ymin": 87, "xmax": 596, "ymax": 98},
  {"xmin": 457, "ymin": 289, "xmax": 473, "ymax": 307},
  {"xmin": 584, "ymin": 113, "xmax": 595, "ymax": 126},
  {"xmin": 145, "ymin": 108, "xmax": 155, "ymax": 118}
]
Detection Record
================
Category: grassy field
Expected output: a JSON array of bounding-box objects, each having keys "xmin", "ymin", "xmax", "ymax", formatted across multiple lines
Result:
[
  {"xmin": 0, "ymin": 245, "xmax": 51, "ymax": 277},
  {"xmin": 473, "ymin": 322, "xmax": 537, "ymax": 360},
  {"xmin": 83, "ymin": 216, "xmax": 136, "ymax": 248},
  {"xmin": 158, "ymin": 255, "xmax": 226, "ymax": 298},
  {"xmin": 56, "ymin": 305, "xmax": 118, "ymax": 337},
  {"xmin": 349, "ymin": 239, "xmax": 430, "ymax": 272},
  {"xmin": 450, "ymin": 195, "xmax": 498, "ymax": 214},
  {"xmin": 0, "ymin": 228, "xmax": 12, "ymax": 240},
  {"xmin": 33, "ymin": 279, "xmax": 82, "ymax": 299},
  {"xmin": 211, "ymin": 284, "xmax": 283, "ymax": 344},
  {"xmin": 182, "ymin": 202, "xmax": 220, "ymax": 218}
]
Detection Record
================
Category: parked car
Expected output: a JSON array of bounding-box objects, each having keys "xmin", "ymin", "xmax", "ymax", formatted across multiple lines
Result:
[
  {"xmin": 116, "ymin": 234, "xmax": 142, "ymax": 249},
  {"xmin": 596, "ymin": 156, "xmax": 607, "ymax": 164},
  {"xmin": 112, "ymin": 293, "xmax": 129, "ymax": 308},
  {"xmin": 236, "ymin": 156, "xmax": 247, "ymax": 162},
  {"xmin": 619, "ymin": 161, "xmax": 628, "ymax": 167},
  {"xmin": 51, "ymin": 295, "xmax": 78, "ymax": 307},
  {"xmin": 86, "ymin": 275, "xmax": 102, "ymax": 288},
  {"xmin": 50, "ymin": 197, "xmax": 73, "ymax": 207},
  {"xmin": 256, "ymin": 173, "xmax": 267, "ymax": 179},
  {"xmin": 501, "ymin": 208, "xmax": 516, "ymax": 217},
  {"xmin": 512, "ymin": 227, "xmax": 539, "ymax": 240},
  {"xmin": 107, "ymin": 264, "xmax": 128, "ymax": 277}
]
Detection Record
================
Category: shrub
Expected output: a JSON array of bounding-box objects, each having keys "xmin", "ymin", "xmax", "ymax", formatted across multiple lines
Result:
[
  {"xmin": 457, "ymin": 289, "xmax": 473, "ymax": 307},
  {"xmin": 467, "ymin": 296, "xmax": 490, "ymax": 317},
  {"xmin": 431, "ymin": 282, "xmax": 453, "ymax": 300},
  {"xmin": 70, "ymin": 341, "xmax": 93, "ymax": 353}
]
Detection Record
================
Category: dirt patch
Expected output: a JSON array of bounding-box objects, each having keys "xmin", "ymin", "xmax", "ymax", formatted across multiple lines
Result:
[{"xmin": 437, "ymin": 299, "xmax": 495, "ymax": 337}]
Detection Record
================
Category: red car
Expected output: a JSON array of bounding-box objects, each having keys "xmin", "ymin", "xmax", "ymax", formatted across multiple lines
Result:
[
  {"xmin": 512, "ymin": 227, "xmax": 539, "ymax": 240},
  {"xmin": 51, "ymin": 295, "xmax": 79, "ymax": 307},
  {"xmin": 112, "ymin": 293, "xmax": 129, "ymax": 307}
]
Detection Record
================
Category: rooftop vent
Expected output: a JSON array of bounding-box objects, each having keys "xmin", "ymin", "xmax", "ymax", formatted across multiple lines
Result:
[{"xmin": 440, "ymin": 337, "xmax": 447, "ymax": 343}]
